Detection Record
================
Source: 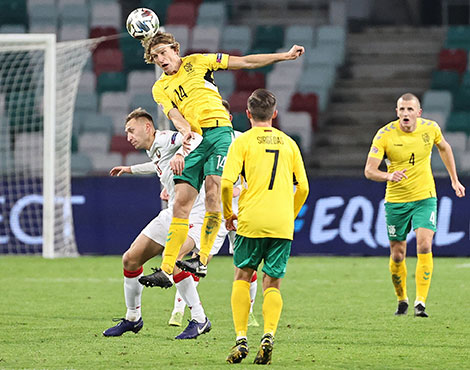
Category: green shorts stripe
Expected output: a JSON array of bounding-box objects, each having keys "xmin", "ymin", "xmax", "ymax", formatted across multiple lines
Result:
[
  {"xmin": 384, "ymin": 197, "xmax": 437, "ymax": 241},
  {"xmin": 175, "ymin": 126, "xmax": 234, "ymax": 191},
  {"xmin": 233, "ymin": 235, "xmax": 292, "ymax": 279}
]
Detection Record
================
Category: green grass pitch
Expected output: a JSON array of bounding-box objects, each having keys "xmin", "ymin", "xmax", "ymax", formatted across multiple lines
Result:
[{"xmin": 1, "ymin": 256, "xmax": 470, "ymax": 369}]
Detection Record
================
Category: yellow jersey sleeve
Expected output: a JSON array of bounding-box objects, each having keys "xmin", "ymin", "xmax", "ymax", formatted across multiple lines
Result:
[
  {"xmin": 368, "ymin": 129, "xmax": 387, "ymax": 160},
  {"xmin": 152, "ymin": 81, "xmax": 175, "ymax": 118}
]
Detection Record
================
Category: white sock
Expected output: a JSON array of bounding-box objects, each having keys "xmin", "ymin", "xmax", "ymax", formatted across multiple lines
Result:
[
  {"xmin": 124, "ymin": 274, "xmax": 143, "ymax": 321},
  {"xmin": 174, "ymin": 272, "xmax": 206, "ymax": 323},
  {"xmin": 249, "ymin": 278, "xmax": 257, "ymax": 313},
  {"xmin": 172, "ymin": 290, "xmax": 186, "ymax": 314}
]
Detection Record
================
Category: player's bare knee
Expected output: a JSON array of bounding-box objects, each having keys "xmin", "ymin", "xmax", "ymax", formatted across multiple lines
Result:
[{"xmin": 122, "ymin": 250, "xmax": 138, "ymax": 271}]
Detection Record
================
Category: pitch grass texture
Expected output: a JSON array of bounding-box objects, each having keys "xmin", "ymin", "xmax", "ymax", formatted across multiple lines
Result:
[{"xmin": 1, "ymin": 256, "xmax": 470, "ymax": 369}]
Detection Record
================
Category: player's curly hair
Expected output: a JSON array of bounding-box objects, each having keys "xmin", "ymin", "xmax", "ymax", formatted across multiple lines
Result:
[{"xmin": 142, "ymin": 31, "xmax": 180, "ymax": 64}]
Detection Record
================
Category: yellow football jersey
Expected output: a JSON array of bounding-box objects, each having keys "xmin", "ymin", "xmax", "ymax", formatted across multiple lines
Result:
[
  {"xmin": 152, "ymin": 53, "xmax": 232, "ymax": 135},
  {"xmin": 222, "ymin": 126, "xmax": 309, "ymax": 239},
  {"xmin": 368, "ymin": 118, "xmax": 443, "ymax": 203}
]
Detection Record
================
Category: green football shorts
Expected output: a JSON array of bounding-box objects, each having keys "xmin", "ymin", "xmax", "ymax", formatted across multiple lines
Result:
[
  {"xmin": 233, "ymin": 235, "xmax": 292, "ymax": 279},
  {"xmin": 384, "ymin": 197, "xmax": 437, "ymax": 241},
  {"xmin": 175, "ymin": 126, "xmax": 234, "ymax": 191}
]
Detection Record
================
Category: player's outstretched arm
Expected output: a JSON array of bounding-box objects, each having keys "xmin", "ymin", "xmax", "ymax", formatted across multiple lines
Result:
[
  {"xmin": 109, "ymin": 166, "xmax": 131, "ymax": 176},
  {"xmin": 436, "ymin": 139, "xmax": 466, "ymax": 197},
  {"xmin": 227, "ymin": 45, "xmax": 305, "ymax": 70}
]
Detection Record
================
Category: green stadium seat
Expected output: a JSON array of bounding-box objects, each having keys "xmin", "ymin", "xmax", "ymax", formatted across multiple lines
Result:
[
  {"xmin": 430, "ymin": 70, "xmax": 460, "ymax": 93},
  {"xmin": 231, "ymin": 112, "xmax": 250, "ymax": 132},
  {"xmin": 97, "ymin": 72, "xmax": 127, "ymax": 94},
  {"xmin": 253, "ymin": 25, "xmax": 284, "ymax": 52},
  {"xmin": 453, "ymin": 87, "xmax": 470, "ymax": 112},
  {"xmin": 445, "ymin": 26, "xmax": 470, "ymax": 51},
  {"xmin": 0, "ymin": 0, "xmax": 27, "ymax": 27},
  {"xmin": 446, "ymin": 111, "xmax": 470, "ymax": 135},
  {"xmin": 221, "ymin": 25, "xmax": 252, "ymax": 54}
]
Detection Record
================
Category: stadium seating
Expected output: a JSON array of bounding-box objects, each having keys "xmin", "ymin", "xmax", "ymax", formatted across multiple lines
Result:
[
  {"xmin": 452, "ymin": 87, "xmax": 470, "ymax": 112},
  {"xmin": 87, "ymin": 152, "xmax": 122, "ymax": 174},
  {"xmin": 78, "ymin": 132, "xmax": 111, "ymax": 153},
  {"xmin": 231, "ymin": 112, "xmax": 250, "ymax": 132},
  {"xmin": 229, "ymin": 91, "xmax": 252, "ymax": 112},
  {"xmin": 80, "ymin": 113, "xmax": 114, "ymax": 136},
  {"xmin": 445, "ymin": 25, "xmax": 470, "ymax": 51},
  {"xmin": 59, "ymin": 25, "xmax": 88, "ymax": 41},
  {"xmin": 284, "ymin": 25, "xmax": 315, "ymax": 49},
  {"xmin": 28, "ymin": 3, "xmax": 58, "ymax": 29},
  {"xmin": 446, "ymin": 112, "xmax": 470, "ymax": 135},
  {"xmin": 78, "ymin": 71, "xmax": 96, "ymax": 93},
  {"xmin": 190, "ymin": 26, "xmax": 221, "ymax": 53},
  {"xmin": 235, "ymin": 70, "xmax": 265, "ymax": 93},
  {"xmin": 110, "ymin": 135, "xmax": 137, "ymax": 158},
  {"xmin": 278, "ymin": 111, "xmax": 312, "ymax": 153},
  {"xmin": 214, "ymin": 70, "xmax": 235, "ymax": 99},
  {"xmin": 221, "ymin": 25, "xmax": 252, "ymax": 54},
  {"xmin": 422, "ymin": 90, "xmax": 453, "ymax": 117},
  {"xmin": 60, "ymin": 4, "xmax": 89, "ymax": 27},
  {"xmin": 89, "ymin": 26, "xmax": 119, "ymax": 50},
  {"xmin": 93, "ymin": 48, "xmax": 124, "ymax": 77},
  {"xmin": 443, "ymin": 131, "xmax": 467, "ymax": 152},
  {"xmin": 438, "ymin": 48, "xmax": 467, "ymax": 74},
  {"xmin": 125, "ymin": 152, "xmax": 151, "ymax": 166},
  {"xmin": 166, "ymin": 2, "xmax": 198, "ymax": 28},
  {"xmin": 289, "ymin": 92, "xmax": 319, "ymax": 130},
  {"xmin": 430, "ymin": 70, "xmax": 460, "ymax": 93},
  {"xmin": 0, "ymin": 0, "xmax": 27, "ymax": 27},
  {"xmin": 197, "ymin": 2, "xmax": 227, "ymax": 27},
  {"xmin": 127, "ymin": 71, "xmax": 156, "ymax": 96},
  {"xmin": 14, "ymin": 132, "xmax": 43, "ymax": 174},
  {"xmin": 75, "ymin": 93, "xmax": 98, "ymax": 114},
  {"xmin": 71, "ymin": 152, "xmax": 93, "ymax": 176},
  {"xmin": 253, "ymin": 25, "xmax": 284, "ymax": 51},
  {"xmin": 90, "ymin": 2, "xmax": 121, "ymax": 28},
  {"xmin": 97, "ymin": 72, "xmax": 127, "ymax": 94}
]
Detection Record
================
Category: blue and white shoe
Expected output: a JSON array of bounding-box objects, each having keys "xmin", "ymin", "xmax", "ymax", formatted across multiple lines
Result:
[
  {"xmin": 175, "ymin": 317, "xmax": 211, "ymax": 339},
  {"xmin": 103, "ymin": 317, "xmax": 143, "ymax": 337}
]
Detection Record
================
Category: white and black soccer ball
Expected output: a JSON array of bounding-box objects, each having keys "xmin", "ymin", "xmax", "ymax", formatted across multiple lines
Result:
[{"xmin": 126, "ymin": 8, "xmax": 159, "ymax": 40}]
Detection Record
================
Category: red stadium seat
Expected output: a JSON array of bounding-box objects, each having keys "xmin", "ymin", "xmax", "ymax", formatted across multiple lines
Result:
[
  {"xmin": 438, "ymin": 48, "xmax": 467, "ymax": 74},
  {"xmin": 110, "ymin": 135, "xmax": 137, "ymax": 158},
  {"xmin": 93, "ymin": 49, "xmax": 124, "ymax": 77},
  {"xmin": 89, "ymin": 26, "xmax": 119, "ymax": 50},
  {"xmin": 228, "ymin": 90, "xmax": 252, "ymax": 112},
  {"xmin": 289, "ymin": 92, "xmax": 319, "ymax": 131},
  {"xmin": 234, "ymin": 70, "xmax": 265, "ymax": 92},
  {"xmin": 166, "ymin": 3, "xmax": 198, "ymax": 27}
]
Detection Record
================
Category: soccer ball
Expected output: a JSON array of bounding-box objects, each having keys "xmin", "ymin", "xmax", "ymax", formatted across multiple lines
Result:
[{"xmin": 126, "ymin": 8, "xmax": 159, "ymax": 40}]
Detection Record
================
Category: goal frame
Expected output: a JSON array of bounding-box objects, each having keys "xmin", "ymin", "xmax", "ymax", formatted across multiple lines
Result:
[{"xmin": 0, "ymin": 34, "xmax": 57, "ymax": 258}]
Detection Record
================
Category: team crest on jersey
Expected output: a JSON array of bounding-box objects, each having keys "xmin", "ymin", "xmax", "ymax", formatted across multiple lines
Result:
[
  {"xmin": 184, "ymin": 62, "xmax": 194, "ymax": 73},
  {"xmin": 422, "ymin": 133, "xmax": 430, "ymax": 144}
]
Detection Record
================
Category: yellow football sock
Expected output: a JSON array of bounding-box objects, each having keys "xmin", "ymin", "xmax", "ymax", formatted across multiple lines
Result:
[
  {"xmin": 160, "ymin": 217, "xmax": 188, "ymax": 274},
  {"xmin": 231, "ymin": 280, "xmax": 251, "ymax": 338},
  {"xmin": 416, "ymin": 252, "xmax": 433, "ymax": 303},
  {"xmin": 389, "ymin": 257, "xmax": 408, "ymax": 301},
  {"xmin": 262, "ymin": 287, "xmax": 283, "ymax": 336},
  {"xmin": 199, "ymin": 212, "xmax": 222, "ymax": 265}
]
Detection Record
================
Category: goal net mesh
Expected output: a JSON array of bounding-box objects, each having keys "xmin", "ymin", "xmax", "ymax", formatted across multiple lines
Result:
[{"xmin": 0, "ymin": 36, "xmax": 100, "ymax": 256}]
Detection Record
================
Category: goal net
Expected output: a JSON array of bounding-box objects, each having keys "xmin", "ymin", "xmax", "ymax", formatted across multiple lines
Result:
[{"xmin": 0, "ymin": 34, "xmax": 99, "ymax": 257}]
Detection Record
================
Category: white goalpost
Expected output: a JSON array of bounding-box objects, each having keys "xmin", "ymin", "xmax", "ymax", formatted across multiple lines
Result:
[{"xmin": 0, "ymin": 34, "xmax": 99, "ymax": 257}]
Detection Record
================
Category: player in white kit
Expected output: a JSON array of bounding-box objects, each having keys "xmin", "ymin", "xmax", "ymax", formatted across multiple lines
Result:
[{"xmin": 102, "ymin": 108, "xmax": 211, "ymax": 340}]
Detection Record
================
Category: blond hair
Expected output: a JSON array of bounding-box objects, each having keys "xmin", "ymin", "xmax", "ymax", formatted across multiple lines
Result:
[{"xmin": 142, "ymin": 31, "xmax": 180, "ymax": 64}]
